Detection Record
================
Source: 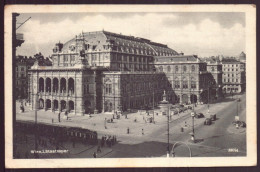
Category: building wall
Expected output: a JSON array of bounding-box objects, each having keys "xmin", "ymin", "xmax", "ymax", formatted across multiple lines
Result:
[
  {"xmin": 28, "ymin": 69, "xmax": 101, "ymax": 115},
  {"xmin": 154, "ymin": 59, "xmax": 216, "ymax": 104},
  {"xmin": 222, "ymin": 62, "xmax": 246, "ymax": 93},
  {"xmin": 102, "ymin": 72, "xmax": 166, "ymax": 112}
]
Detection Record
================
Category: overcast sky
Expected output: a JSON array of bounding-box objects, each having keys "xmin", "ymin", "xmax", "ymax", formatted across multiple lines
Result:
[{"xmin": 16, "ymin": 12, "xmax": 245, "ymax": 57}]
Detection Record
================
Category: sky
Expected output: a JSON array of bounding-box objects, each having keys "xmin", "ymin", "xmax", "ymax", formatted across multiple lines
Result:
[{"xmin": 16, "ymin": 12, "xmax": 245, "ymax": 58}]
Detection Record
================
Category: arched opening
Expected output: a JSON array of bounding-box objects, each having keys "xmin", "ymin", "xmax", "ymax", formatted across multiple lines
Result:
[
  {"xmin": 39, "ymin": 78, "xmax": 44, "ymax": 92},
  {"xmin": 68, "ymin": 78, "xmax": 75, "ymax": 95},
  {"xmin": 69, "ymin": 101, "xmax": 74, "ymax": 112},
  {"xmin": 46, "ymin": 99, "xmax": 51, "ymax": 110},
  {"xmin": 60, "ymin": 100, "xmax": 66, "ymax": 111},
  {"xmin": 53, "ymin": 78, "xmax": 59, "ymax": 93},
  {"xmin": 84, "ymin": 100, "xmax": 91, "ymax": 114},
  {"xmin": 60, "ymin": 78, "xmax": 66, "ymax": 93},
  {"xmin": 38, "ymin": 98, "xmax": 44, "ymax": 109},
  {"xmin": 45, "ymin": 78, "xmax": 51, "ymax": 93},
  {"xmin": 53, "ymin": 100, "xmax": 58, "ymax": 111},
  {"xmin": 190, "ymin": 94, "xmax": 197, "ymax": 104},
  {"xmin": 104, "ymin": 100, "xmax": 112, "ymax": 112},
  {"xmin": 182, "ymin": 94, "xmax": 188, "ymax": 104}
]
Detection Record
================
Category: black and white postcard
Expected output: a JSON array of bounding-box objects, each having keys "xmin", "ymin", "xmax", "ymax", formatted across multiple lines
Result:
[{"xmin": 4, "ymin": 5, "xmax": 257, "ymax": 168}]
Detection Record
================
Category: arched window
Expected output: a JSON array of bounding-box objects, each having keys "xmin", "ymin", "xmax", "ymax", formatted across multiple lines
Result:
[
  {"xmin": 183, "ymin": 66, "xmax": 187, "ymax": 72},
  {"xmin": 175, "ymin": 66, "xmax": 179, "ymax": 72},
  {"xmin": 167, "ymin": 66, "xmax": 171, "ymax": 72},
  {"xmin": 191, "ymin": 65, "xmax": 195, "ymax": 72}
]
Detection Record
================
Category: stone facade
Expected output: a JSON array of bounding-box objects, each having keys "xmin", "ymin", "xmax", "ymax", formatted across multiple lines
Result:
[
  {"xmin": 28, "ymin": 30, "xmax": 175, "ymax": 115},
  {"xmin": 222, "ymin": 60, "xmax": 246, "ymax": 94},
  {"xmin": 154, "ymin": 55, "xmax": 217, "ymax": 104}
]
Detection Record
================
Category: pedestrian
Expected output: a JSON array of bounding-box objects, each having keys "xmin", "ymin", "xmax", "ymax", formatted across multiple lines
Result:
[
  {"xmin": 127, "ymin": 127, "xmax": 130, "ymax": 134},
  {"xmin": 142, "ymin": 128, "xmax": 144, "ymax": 135},
  {"xmin": 93, "ymin": 152, "xmax": 97, "ymax": 158},
  {"xmin": 97, "ymin": 145, "xmax": 101, "ymax": 153}
]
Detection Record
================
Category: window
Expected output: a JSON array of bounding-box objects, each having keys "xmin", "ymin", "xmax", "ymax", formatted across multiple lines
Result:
[
  {"xmin": 182, "ymin": 81, "xmax": 188, "ymax": 89},
  {"xmin": 159, "ymin": 66, "xmax": 163, "ymax": 72},
  {"xmin": 167, "ymin": 66, "xmax": 171, "ymax": 72},
  {"xmin": 105, "ymin": 84, "xmax": 112, "ymax": 94},
  {"xmin": 175, "ymin": 66, "xmax": 179, "ymax": 72},
  {"xmin": 87, "ymin": 84, "xmax": 90, "ymax": 93},
  {"xmin": 21, "ymin": 67, "xmax": 24, "ymax": 71},
  {"xmin": 211, "ymin": 67, "xmax": 214, "ymax": 71},
  {"xmin": 191, "ymin": 81, "xmax": 196, "ymax": 88},
  {"xmin": 183, "ymin": 66, "xmax": 187, "ymax": 72},
  {"xmin": 174, "ymin": 81, "xmax": 180, "ymax": 88},
  {"xmin": 191, "ymin": 65, "xmax": 195, "ymax": 72}
]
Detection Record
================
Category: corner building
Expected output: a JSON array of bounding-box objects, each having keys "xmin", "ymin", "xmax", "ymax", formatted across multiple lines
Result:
[
  {"xmin": 154, "ymin": 55, "xmax": 216, "ymax": 104},
  {"xmin": 29, "ymin": 31, "xmax": 178, "ymax": 115}
]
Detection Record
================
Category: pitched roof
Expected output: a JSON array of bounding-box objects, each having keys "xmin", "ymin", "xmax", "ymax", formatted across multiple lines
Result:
[{"xmin": 154, "ymin": 55, "xmax": 200, "ymax": 63}]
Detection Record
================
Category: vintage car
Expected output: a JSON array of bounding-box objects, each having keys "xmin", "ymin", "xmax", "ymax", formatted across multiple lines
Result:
[
  {"xmin": 232, "ymin": 120, "xmax": 246, "ymax": 128},
  {"xmin": 195, "ymin": 113, "xmax": 204, "ymax": 119},
  {"xmin": 210, "ymin": 114, "xmax": 217, "ymax": 121},
  {"xmin": 204, "ymin": 118, "xmax": 212, "ymax": 125}
]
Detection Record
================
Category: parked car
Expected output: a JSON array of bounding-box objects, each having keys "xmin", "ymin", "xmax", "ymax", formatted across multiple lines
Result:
[
  {"xmin": 204, "ymin": 118, "xmax": 212, "ymax": 125},
  {"xmin": 232, "ymin": 120, "xmax": 246, "ymax": 128},
  {"xmin": 210, "ymin": 114, "xmax": 217, "ymax": 121},
  {"xmin": 187, "ymin": 106, "xmax": 192, "ymax": 110},
  {"xmin": 195, "ymin": 113, "xmax": 204, "ymax": 119}
]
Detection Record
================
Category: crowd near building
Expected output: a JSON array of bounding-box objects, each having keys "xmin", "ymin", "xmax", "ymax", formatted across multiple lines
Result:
[{"xmin": 21, "ymin": 30, "xmax": 246, "ymax": 115}]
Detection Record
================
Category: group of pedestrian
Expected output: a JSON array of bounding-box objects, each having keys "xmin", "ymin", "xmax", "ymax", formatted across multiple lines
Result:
[{"xmin": 100, "ymin": 135, "xmax": 117, "ymax": 147}]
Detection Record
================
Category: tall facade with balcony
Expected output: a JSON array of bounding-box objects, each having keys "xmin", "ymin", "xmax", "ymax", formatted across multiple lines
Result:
[
  {"xmin": 154, "ymin": 55, "xmax": 215, "ymax": 105},
  {"xmin": 28, "ymin": 30, "xmax": 178, "ymax": 115}
]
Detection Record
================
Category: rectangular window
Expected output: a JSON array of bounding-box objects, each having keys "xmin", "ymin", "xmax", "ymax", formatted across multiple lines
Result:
[
  {"xmin": 182, "ymin": 81, "xmax": 188, "ymax": 89},
  {"xmin": 191, "ymin": 81, "xmax": 196, "ymax": 88},
  {"xmin": 105, "ymin": 84, "xmax": 112, "ymax": 94},
  {"xmin": 174, "ymin": 81, "xmax": 180, "ymax": 88}
]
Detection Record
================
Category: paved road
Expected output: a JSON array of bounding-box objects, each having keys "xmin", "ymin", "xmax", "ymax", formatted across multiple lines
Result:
[{"xmin": 104, "ymin": 93, "xmax": 246, "ymax": 157}]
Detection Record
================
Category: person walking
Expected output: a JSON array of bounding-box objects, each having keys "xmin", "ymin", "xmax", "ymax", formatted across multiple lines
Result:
[
  {"xmin": 93, "ymin": 152, "xmax": 97, "ymax": 158},
  {"xmin": 142, "ymin": 128, "xmax": 144, "ymax": 135},
  {"xmin": 97, "ymin": 145, "xmax": 101, "ymax": 153}
]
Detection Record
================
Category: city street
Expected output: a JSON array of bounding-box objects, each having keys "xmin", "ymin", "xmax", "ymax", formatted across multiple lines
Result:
[{"xmin": 15, "ymin": 93, "xmax": 246, "ymax": 158}]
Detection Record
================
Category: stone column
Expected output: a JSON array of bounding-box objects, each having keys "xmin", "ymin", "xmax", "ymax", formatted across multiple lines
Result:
[
  {"xmin": 180, "ymin": 94, "xmax": 183, "ymax": 104},
  {"xmin": 44, "ymin": 78, "xmax": 46, "ymax": 93},
  {"xmin": 59, "ymin": 101, "xmax": 61, "ymax": 112},
  {"xmin": 51, "ymin": 78, "xmax": 53, "ymax": 95},
  {"xmin": 66, "ymin": 78, "xmax": 69, "ymax": 96},
  {"xmin": 44, "ymin": 100, "xmax": 47, "ymax": 111},
  {"xmin": 188, "ymin": 94, "xmax": 191, "ymax": 104}
]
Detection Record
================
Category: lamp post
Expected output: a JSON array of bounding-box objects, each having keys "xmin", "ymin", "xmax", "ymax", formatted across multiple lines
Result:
[{"xmin": 190, "ymin": 111, "xmax": 195, "ymax": 142}]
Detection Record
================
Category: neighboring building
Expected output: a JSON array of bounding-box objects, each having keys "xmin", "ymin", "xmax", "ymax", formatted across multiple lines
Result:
[
  {"xmin": 28, "ymin": 31, "xmax": 177, "ymax": 115},
  {"xmin": 154, "ymin": 55, "xmax": 216, "ymax": 104},
  {"xmin": 221, "ymin": 58, "xmax": 246, "ymax": 93},
  {"xmin": 15, "ymin": 55, "xmax": 52, "ymax": 99},
  {"xmin": 15, "ymin": 56, "xmax": 28, "ymax": 99},
  {"xmin": 206, "ymin": 59, "xmax": 223, "ymax": 100},
  {"xmin": 238, "ymin": 51, "xmax": 246, "ymax": 63}
]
